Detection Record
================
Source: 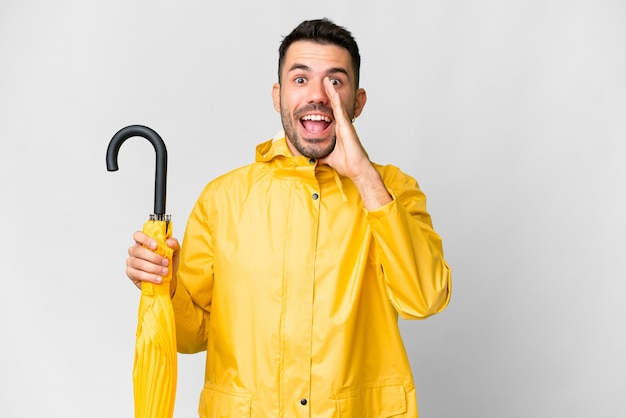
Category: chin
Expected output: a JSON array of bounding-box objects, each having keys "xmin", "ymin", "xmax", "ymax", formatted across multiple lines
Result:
[{"xmin": 300, "ymin": 139, "xmax": 336, "ymax": 160}]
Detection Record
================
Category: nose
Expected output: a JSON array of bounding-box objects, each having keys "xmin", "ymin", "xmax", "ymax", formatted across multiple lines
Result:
[{"xmin": 307, "ymin": 79, "xmax": 329, "ymax": 104}]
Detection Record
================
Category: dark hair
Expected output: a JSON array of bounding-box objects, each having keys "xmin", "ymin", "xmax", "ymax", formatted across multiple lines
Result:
[{"xmin": 278, "ymin": 18, "xmax": 361, "ymax": 87}]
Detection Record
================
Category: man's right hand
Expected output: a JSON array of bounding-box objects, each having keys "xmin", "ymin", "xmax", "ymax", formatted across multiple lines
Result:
[{"xmin": 126, "ymin": 231, "xmax": 180, "ymax": 296}]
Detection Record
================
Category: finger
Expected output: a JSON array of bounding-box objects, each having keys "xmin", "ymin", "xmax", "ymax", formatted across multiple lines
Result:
[
  {"xmin": 323, "ymin": 77, "xmax": 350, "ymax": 125},
  {"xmin": 126, "ymin": 265, "xmax": 166, "ymax": 285},
  {"xmin": 127, "ymin": 251, "xmax": 169, "ymax": 274},
  {"xmin": 165, "ymin": 237, "xmax": 180, "ymax": 252},
  {"xmin": 133, "ymin": 230, "xmax": 157, "ymax": 250},
  {"xmin": 128, "ymin": 242, "xmax": 169, "ymax": 267},
  {"xmin": 126, "ymin": 250, "xmax": 169, "ymax": 284}
]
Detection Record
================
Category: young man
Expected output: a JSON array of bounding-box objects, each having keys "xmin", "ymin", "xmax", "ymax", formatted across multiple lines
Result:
[{"xmin": 127, "ymin": 18, "xmax": 451, "ymax": 417}]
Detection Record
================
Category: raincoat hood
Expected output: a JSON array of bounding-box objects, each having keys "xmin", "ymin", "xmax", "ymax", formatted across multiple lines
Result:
[{"xmin": 255, "ymin": 130, "xmax": 291, "ymax": 162}]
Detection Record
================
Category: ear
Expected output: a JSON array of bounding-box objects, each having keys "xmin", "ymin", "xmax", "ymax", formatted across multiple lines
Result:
[
  {"xmin": 353, "ymin": 88, "xmax": 367, "ymax": 119},
  {"xmin": 272, "ymin": 83, "xmax": 281, "ymax": 112}
]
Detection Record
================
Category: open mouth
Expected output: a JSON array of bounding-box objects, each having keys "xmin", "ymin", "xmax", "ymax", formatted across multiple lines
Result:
[{"xmin": 300, "ymin": 114, "xmax": 333, "ymax": 136}]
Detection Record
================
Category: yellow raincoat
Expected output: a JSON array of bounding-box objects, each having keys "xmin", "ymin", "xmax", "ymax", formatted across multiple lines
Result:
[{"xmin": 171, "ymin": 133, "xmax": 451, "ymax": 417}]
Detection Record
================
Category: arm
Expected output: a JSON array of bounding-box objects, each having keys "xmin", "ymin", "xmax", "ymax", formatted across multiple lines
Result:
[
  {"xmin": 368, "ymin": 166, "xmax": 451, "ymax": 319},
  {"xmin": 126, "ymin": 197, "xmax": 213, "ymax": 353},
  {"xmin": 319, "ymin": 77, "xmax": 450, "ymax": 318},
  {"xmin": 169, "ymin": 192, "xmax": 215, "ymax": 353},
  {"xmin": 318, "ymin": 77, "xmax": 450, "ymax": 318}
]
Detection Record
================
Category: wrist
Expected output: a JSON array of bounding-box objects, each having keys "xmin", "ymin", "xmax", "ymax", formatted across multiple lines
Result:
[
  {"xmin": 351, "ymin": 165, "xmax": 392, "ymax": 210},
  {"xmin": 349, "ymin": 162, "xmax": 378, "ymax": 186}
]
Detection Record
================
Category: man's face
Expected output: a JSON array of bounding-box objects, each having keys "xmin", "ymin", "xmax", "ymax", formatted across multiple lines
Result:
[{"xmin": 273, "ymin": 41, "xmax": 366, "ymax": 159}]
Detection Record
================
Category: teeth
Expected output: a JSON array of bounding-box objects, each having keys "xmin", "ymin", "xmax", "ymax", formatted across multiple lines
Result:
[{"xmin": 301, "ymin": 114, "xmax": 331, "ymax": 122}]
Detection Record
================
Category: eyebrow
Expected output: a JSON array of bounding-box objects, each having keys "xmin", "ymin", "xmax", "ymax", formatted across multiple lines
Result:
[
  {"xmin": 288, "ymin": 63, "xmax": 311, "ymax": 73},
  {"xmin": 326, "ymin": 67, "xmax": 350, "ymax": 78},
  {"xmin": 287, "ymin": 63, "xmax": 350, "ymax": 79}
]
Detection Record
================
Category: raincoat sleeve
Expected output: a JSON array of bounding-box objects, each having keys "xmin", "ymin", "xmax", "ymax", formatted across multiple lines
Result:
[
  {"xmin": 367, "ymin": 165, "xmax": 452, "ymax": 319},
  {"xmin": 170, "ymin": 189, "xmax": 215, "ymax": 354}
]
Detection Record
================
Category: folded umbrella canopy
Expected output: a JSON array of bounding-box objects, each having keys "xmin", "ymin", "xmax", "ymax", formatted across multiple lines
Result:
[{"xmin": 106, "ymin": 125, "xmax": 177, "ymax": 418}]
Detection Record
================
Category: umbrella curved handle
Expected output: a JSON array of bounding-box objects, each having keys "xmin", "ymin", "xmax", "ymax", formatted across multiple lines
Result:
[{"xmin": 106, "ymin": 125, "xmax": 168, "ymax": 216}]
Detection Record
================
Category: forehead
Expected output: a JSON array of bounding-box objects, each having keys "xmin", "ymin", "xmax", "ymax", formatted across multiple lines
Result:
[{"xmin": 282, "ymin": 40, "xmax": 354, "ymax": 76}]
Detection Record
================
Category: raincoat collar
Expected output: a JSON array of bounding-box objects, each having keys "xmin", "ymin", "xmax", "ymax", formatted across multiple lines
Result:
[
  {"xmin": 255, "ymin": 130, "xmax": 348, "ymax": 201},
  {"xmin": 255, "ymin": 130, "xmax": 296, "ymax": 162}
]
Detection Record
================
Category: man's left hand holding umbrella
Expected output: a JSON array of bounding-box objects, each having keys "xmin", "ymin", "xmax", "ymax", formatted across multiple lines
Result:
[{"xmin": 127, "ymin": 230, "xmax": 180, "ymax": 297}]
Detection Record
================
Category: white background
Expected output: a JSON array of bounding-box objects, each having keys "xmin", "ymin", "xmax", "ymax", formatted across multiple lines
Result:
[{"xmin": 1, "ymin": 0, "xmax": 624, "ymax": 417}]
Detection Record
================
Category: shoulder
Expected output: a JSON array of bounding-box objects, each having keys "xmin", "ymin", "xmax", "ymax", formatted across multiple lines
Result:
[{"xmin": 196, "ymin": 162, "xmax": 270, "ymax": 203}]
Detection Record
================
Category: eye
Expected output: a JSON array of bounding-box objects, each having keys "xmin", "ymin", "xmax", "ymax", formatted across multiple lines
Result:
[
  {"xmin": 294, "ymin": 77, "xmax": 306, "ymax": 84},
  {"xmin": 330, "ymin": 78, "xmax": 342, "ymax": 86}
]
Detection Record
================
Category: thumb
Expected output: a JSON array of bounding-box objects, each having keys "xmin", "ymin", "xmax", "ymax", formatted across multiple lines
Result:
[{"xmin": 165, "ymin": 237, "xmax": 180, "ymax": 253}]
